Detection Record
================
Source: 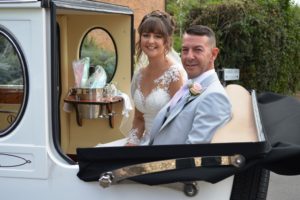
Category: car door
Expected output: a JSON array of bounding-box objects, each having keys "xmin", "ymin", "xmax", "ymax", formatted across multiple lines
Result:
[{"xmin": 0, "ymin": 0, "xmax": 48, "ymax": 180}]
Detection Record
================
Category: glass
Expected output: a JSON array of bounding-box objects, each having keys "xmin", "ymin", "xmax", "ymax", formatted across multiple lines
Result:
[
  {"xmin": 102, "ymin": 83, "xmax": 118, "ymax": 101},
  {"xmin": 79, "ymin": 27, "xmax": 117, "ymax": 83},
  {"xmin": 0, "ymin": 31, "xmax": 25, "ymax": 135}
]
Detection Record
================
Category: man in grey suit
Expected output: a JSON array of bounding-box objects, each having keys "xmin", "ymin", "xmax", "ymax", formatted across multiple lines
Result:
[{"xmin": 149, "ymin": 25, "xmax": 232, "ymax": 145}]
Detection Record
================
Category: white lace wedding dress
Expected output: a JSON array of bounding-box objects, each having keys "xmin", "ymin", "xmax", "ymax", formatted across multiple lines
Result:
[
  {"xmin": 133, "ymin": 64, "xmax": 183, "ymax": 145},
  {"xmin": 95, "ymin": 64, "xmax": 184, "ymax": 147}
]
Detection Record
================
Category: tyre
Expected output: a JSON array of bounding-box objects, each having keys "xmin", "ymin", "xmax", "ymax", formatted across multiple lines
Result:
[{"xmin": 230, "ymin": 166, "xmax": 270, "ymax": 200}]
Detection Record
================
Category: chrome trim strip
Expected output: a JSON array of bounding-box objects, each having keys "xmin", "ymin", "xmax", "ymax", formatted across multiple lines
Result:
[
  {"xmin": 251, "ymin": 90, "xmax": 265, "ymax": 141},
  {"xmin": 99, "ymin": 154, "xmax": 245, "ymax": 188},
  {"xmin": 53, "ymin": 0, "xmax": 133, "ymax": 15}
]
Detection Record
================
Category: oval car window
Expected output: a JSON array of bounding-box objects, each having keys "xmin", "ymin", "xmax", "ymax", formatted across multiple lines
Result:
[
  {"xmin": 0, "ymin": 30, "xmax": 26, "ymax": 136},
  {"xmin": 80, "ymin": 28, "xmax": 117, "ymax": 83}
]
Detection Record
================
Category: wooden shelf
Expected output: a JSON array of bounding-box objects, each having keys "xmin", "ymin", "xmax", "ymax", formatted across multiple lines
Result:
[{"xmin": 64, "ymin": 95, "xmax": 123, "ymax": 128}]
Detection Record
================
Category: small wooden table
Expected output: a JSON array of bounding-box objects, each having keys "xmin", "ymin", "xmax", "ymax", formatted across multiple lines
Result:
[{"xmin": 64, "ymin": 95, "xmax": 123, "ymax": 128}]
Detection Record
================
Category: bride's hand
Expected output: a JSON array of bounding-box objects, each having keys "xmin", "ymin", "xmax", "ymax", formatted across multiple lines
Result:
[{"xmin": 125, "ymin": 142, "xmax": 137, "ymax": 146}]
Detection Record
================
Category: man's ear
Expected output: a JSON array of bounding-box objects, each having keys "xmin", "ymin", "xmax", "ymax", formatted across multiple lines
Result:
[{"xmin": 212, "ymin": 47, "xmax": 219, "ymax": 60}]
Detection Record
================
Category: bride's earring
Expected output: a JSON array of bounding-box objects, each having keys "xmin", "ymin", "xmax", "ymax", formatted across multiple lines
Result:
[{"xmin": 164, "ymin": 48, "xmax": 168, "ymax": 59}]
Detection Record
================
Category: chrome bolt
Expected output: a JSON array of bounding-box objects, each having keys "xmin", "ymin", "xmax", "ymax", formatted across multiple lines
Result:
[{"xmin": 99, "ymin": 172, "xmax": 114, "ymax": 188}]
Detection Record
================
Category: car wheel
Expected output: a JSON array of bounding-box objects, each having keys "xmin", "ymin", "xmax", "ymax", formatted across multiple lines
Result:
[{"xmin": 230, "ymin": 166, "xmax": 270, "ymax": 200}]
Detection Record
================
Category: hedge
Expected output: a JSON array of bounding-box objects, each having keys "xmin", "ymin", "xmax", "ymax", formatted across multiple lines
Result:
[{"xmin": 182, "ymin": 0, "xmax": 300, "ymax": 94}]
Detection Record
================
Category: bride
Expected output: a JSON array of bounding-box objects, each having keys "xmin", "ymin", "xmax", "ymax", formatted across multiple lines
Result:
[
  {"xmin": 98, "ymin": 10, "xmax": 187, "ymax": 146},
  {"xmin": 127, "ymin": 10, "xmax": 188, "ymax": 145}
]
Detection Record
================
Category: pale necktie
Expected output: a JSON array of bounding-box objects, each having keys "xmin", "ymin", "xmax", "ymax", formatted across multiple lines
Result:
[{"xmin": 169, "ymin": 82, "xmax": 189, "ymax": 109}]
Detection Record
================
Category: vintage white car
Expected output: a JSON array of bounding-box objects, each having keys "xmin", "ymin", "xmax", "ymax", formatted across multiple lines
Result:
[{"xmin": 0, "ymin": 0, "xmax": 299, "ymax": 199}]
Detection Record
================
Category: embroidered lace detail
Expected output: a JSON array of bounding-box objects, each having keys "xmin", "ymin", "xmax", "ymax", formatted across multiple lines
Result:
[
  {"xmin": 127, "ymin": 128, "xmax": 141, "ymax": 145},
  {"xmin": 154, "ymin": 66, "xmax": 181, "ymax": 90},
  {"xmin": 132, "ymin": 64, "xmax": 182, "ymax": 145}
]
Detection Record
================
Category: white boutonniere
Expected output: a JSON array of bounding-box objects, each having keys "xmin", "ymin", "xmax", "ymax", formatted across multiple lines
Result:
[{"xmin": 188, "ymin": 82, "xmax": 203, "ymax": 96}]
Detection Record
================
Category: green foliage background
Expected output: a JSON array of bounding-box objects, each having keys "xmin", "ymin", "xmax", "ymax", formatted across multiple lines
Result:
[
  {"xmin": 81, "ymin": 36, "xmax": 116, "ymax": 82},
  {"xmin": 0, "ymin": 35, "xmax": 23, "ymax": 85},
  {"xmin": 167, "ymin": 0, "xmax": 300, "ymax": 94}
]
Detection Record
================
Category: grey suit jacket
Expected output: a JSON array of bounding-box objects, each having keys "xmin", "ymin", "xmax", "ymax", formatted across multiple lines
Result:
[{"xmin": 149, "ymin": 72, "xmax": 232, "ymax": 145}]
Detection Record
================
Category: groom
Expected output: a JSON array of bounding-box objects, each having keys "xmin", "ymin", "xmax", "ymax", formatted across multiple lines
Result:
[{"xmin": 149, "ymin": 25, "xmax": 232, "ymax": 145}]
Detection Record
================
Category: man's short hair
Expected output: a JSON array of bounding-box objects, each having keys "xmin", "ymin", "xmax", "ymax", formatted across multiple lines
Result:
[{"xmin": 185, "ymin": 25, "xmax": 216, "ymax": 47}]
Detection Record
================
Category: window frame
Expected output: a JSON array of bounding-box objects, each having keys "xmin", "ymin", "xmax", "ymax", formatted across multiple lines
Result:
[
  {"xmin": 79, "ymin": 26, "xmax": 118, "ymax": 84},
  {"xmin": 0, "ymin": 26, "xmax": 29, "ymax": 137}
]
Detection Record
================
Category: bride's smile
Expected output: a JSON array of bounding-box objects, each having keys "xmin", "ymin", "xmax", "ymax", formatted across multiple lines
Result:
[{"xmin": 141, "ymin": 32, "xmax": 165, "ymax": 58}]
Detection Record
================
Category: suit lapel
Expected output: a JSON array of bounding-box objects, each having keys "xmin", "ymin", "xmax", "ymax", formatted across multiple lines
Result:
[
  {"xmin": 158, "ymin": 72, "xmax": 219, "ymax": 132},
  {"xmin": 159, "ymin": 95, "xmax": 187, "ymax": 131}
]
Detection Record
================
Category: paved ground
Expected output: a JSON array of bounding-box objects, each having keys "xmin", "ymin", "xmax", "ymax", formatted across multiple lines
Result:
[
  {"xmin": 267, "ymin": 93, "xmax": 300, "ymax": 200},
  {"xmin": 267, "ymin": 173, "xmax": 300, "ymax": 200}
]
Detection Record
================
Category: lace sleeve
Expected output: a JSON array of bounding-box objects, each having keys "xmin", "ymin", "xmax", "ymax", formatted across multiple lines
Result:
[
  {"xmin": 154, "ymin": 65, "xmax": 183, "ymax": 89},
  {"xmin": 169, "ymin": 65, "xmax": 182, "ymax": 82}
]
